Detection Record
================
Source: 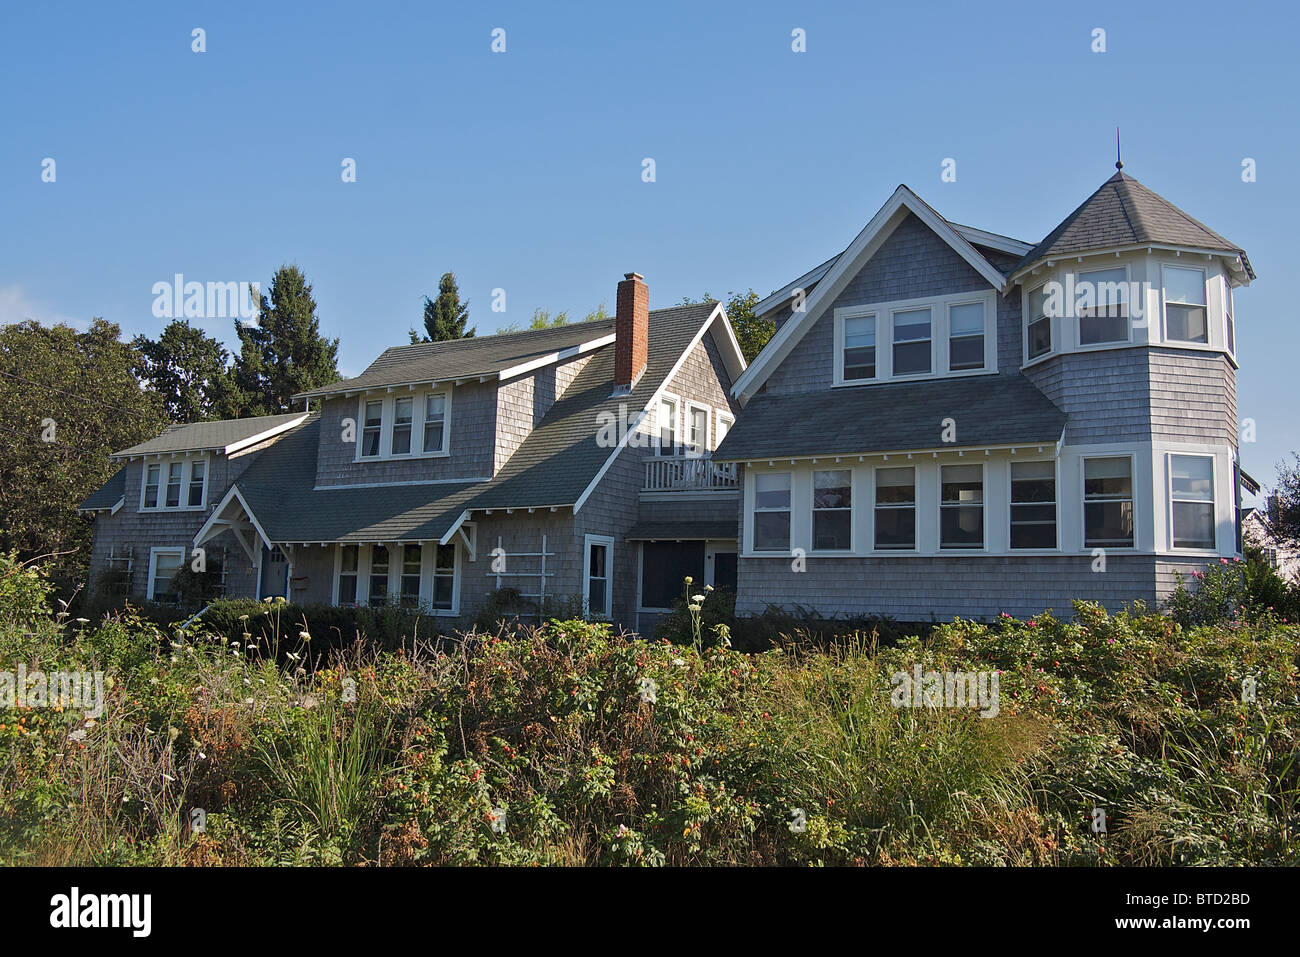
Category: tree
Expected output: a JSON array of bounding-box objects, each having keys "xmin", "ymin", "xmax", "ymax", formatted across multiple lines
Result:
[
  {"xmin": 415, "ymin": 272, "xmax": 475, "ymax": 342},
  {"xmin": 131, "ymin": 320, "xmax": 232, "ymax": 423},
  {"xmin": 0, "ymin": 319, "xmax": 166, "ymax": 586},
  {"xmin": 497, "ymin": 303, "xmax": 608, "ymax": 335},
  {"xmin": 1267, "ymin": 454, "xmax": 1300, "ymax": 548},
  {"xmin": 681, "ymin": 290, "xmax": 773, "ymax": 363},
  {"xmin": 229, "ymin": 265, "xmax": 340, "ymax": 416}
]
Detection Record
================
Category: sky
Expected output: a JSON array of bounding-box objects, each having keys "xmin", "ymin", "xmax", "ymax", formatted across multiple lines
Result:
[{"xmin": 1, "ymin": 0, "xmax": 1296, "ymax": 496}]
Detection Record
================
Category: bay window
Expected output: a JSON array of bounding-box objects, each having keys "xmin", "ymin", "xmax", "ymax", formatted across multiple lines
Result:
[
  {"xmin": 1224, "ymin": 281, "xmax": 1235, "ymax": 354},
  {"xmin": 1026, "ymin": 284, "xmax": 1052, "ymax": 360},
  {"xmin": 753, "ymin": 473, "xmax": 791, "ymax": 551},
  {"xmin": 1163, "ymin": 266, "xmax": 1208, "ymax": 344},
  {"xmin": 1077, "ymin": 267, "xmax": 1128, "ymax": 345},
  {"xmin": 874, "ymin": 467, "xmax": 915, "ymax": 549},
  {"xmin": 940, "ymin": 464, "xmax": 984, "ymax": 549},
  {"xmin": 1170, "ymin": 455, "xmax": 1215, "ymax": 549},
  {"xmin": 812, "ymin": 469, "xmax": 852, "ymax": 551},
  {"xmin": 1084, "ymin": 457, "xmax": 1134, "ymax": 548}
]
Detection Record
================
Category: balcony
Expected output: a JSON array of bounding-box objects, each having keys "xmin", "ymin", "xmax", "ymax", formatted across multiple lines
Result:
[{"xmin": 643, "ymin": 454, "xmax": 739, "ymax": 492}]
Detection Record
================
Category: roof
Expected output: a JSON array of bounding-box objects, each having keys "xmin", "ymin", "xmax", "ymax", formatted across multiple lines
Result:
[
  {"xmin": 294, "ymin": 320, "xmax": 618, "ymax": 401},
  {"xmin": 1014, "ymin": 171, "xmax": 1254, "ymax": 279},
  {"xmin": 206, "ymin": 302, "xmax": 734, "ymax": 542},
  {"xmin": 112, "ymin": 413, "xmax": 308, "ymax": 458},
  {"xmin": 78, "ymin": 467, "xmax": 126, "ymax": 513},
  {"xmin": 625, "ymin": 520, "xmax": 738, "ymax": 541},
  {"xmin": 715, "ymin": 374, "xmax": 1066, "ymax": 461}
]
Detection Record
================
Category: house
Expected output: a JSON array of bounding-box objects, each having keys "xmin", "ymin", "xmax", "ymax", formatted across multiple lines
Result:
[
  {"xmin": 714, "ymin": 165, "xmax": 1255, "ymax": 620},
  {"xmin": 1243, "ymin": 496, "xmax": 1300, "ymax": 582},
  {"xmin": 80, "ymin": 273, "xmax": 747, "ymax": 633}
]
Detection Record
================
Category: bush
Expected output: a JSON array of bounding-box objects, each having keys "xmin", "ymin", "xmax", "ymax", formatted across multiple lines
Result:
[{"xmin": 1166, "ymin": 555, "xmax": 1300, "ymax": 628}]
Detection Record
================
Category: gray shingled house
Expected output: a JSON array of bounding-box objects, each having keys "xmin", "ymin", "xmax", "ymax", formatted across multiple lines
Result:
[
  {"xmin": 80, "ymin": 273, "xmax": 746, "ymax": 633},
  {"xmin": 715, "ymin": 167, "xmax": 1255, "ymax": 620}
]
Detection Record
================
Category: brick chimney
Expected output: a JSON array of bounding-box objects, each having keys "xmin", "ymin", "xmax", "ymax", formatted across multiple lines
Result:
[{"xmin": 614, "ymin": 272, "xmax": 649, "ymax": 391}]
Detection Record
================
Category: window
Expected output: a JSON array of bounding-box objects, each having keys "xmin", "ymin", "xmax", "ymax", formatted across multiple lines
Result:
[
  {"xmin": 940, "ymin": 465, "xmax": 984, "ymax": 549},
  {"xmin": 1171, "ymin": 455, "xmax": 1215, "ymax": 549},
  {"xmin": 337, "ymin": 545, "xmax": 359, "ymax": 604},
  {"xmin": 164, "ymin": 462, "xmax": 183, "ymax": 508},
  {"xmin": 432, "ymin": 543, "xmax": 456, "ymax": 610},
  {"xmin": 715, "ymin": 412, "xmax": 734, "ymax": 447},
  {"xmin": 143, "ymin": 464, "xmax": 160, "ymax": 509},
  {"xmin": 1010, "ymin": 461, "xmax": 1056, "ymax": 549},
  {"xmin": 843, "ymin": 314, "xmax": 877, "ymax": 380},
  {"xmin": 368, "ymin": 545, "xmax": 390, "ymax": 604},
  {"xmin": 1084, "ymin": 457, "xmax": 1134, "ymax": 548},
  {"xmin": 1163, "ymin": 266, "xmax": 1208, "ymax": 344},
  {"xmin": 874, "ymin": 467, "xmax": 915, "ymax": 549},
  {"xmin": 361, "ymin": 401, "xmax": 383, "ymax": 457},
  {"xmin": 1026, "ymin": 285, "xmax": 1052, "ymax": 360},
  {"xmin": 391, "ymin": 398, "xmax": 413, "ymax": 455},
  {"xmin": 423, "ymin": 394, "xmax": 447, "ymax": 454},
  {"xmin": 584, "ymin": 536, "xmax": 613, "ymax": 618},
  {"xmin": 893, "ymin": 307, "xmax": 932, "ymax": 375},
  {"xmin": 948, "ymin": 301, "xmax": 985, "ymax": 371},
  {"xmin": 687, "ymin": 405, "xmax": 709, "ymax": 456},
  {"xmin": 1224, "ymin": 281, "xmax": 1235, "ymax": 354},
  {"xmin": 812, "ymin": 470, "xmax": 852, "ymax": 550},
  {"xmin": 752, "ymin": 473, "xmax": 791, "ymax": 551},
  {"xmin": 148, "ymin": 548, "xmax": 184, "ymax": 603},
  {"xmin": 399, "ymin": 544, "xmax": 421, "ymax": 606},
  {"xmin": 640, "ymin": 541, "xmax": 706, "ymax": 609},
  {"xmin": 656, "ymin": 397, "xmax": 678, "ymax": 455},
  {"xmin": 1077, "ymin": 267, "xmax": 1128, "ymax": 345},
  {"xmin": 187, "ymin": 461, "xmax": 206, "ymax": 507}
]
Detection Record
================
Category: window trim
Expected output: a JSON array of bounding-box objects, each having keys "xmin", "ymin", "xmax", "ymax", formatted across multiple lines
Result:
[
  {"xmin": 139, "ymin": 456, "xmax": 209, "ymax": 512},
  {"xmin": 1024, "ymin": 282, "xmax": 1053, "ymax": 365},
  {"xmin": 685, "ymin": 401, "xmax": 711, "ymax": 457},
  {"xmin": 938, "ymin": 462, "xmax": 986, "ymax": 551},
  {"xmin": 583, "ymin": 534, "xmax": 615, "ymax": 620},
  {"xmin": 714, "ymin": 410, "xmax": 734, "ymax": 449},
  {"xmin": 810, "ymin": 467, "xmax": 854, "ymax": 554},
  {"xmin": 334, "ymin": 541, "xmax": 461, "ymax": 615},
  {"xmin": 1161, "ymin": 263, "xmax": 1209, "ymax": 346},
  {"xmin": 1223, "ymin": 278, "xmax": 1235, "ymax": 357},
  {"xmin": 873, "ymin": 464, "xmax": 918, "ymax": 552},
  {"xmin": 654, "ymin": 392, "xmax": 680, "ymax": 456},
  {"xmin": 1074, "ymin": 264, "xmax": 1133, "ymax": 349},
  {"xmin": 1008, "ymin": 458, "xmax": 1060, "ymax": 552},
  {"xmin": 833, "ymin": 290, "xmax": 997, "ymax": 387},
  {"xmin": 1081, "ymin": 453, "xmax": 1138, "ymax": 551},
  {"xmin": 750, "ymin": 470, "xmax": 793, "ymax": 553},
  {"xmin": 1168, "ymin": 452, "xmax": 1218, "ymax": 552},
  {"xmin": 353, "ymin": 388, "xmax": 453, "ymax": 462},
  {"xmin": 146, "ymin": 546, "xmax": 186, "ymax": 602},
  {"xmin": 334, "ymin": 543, "xmax": 360, "ymax": 606}
]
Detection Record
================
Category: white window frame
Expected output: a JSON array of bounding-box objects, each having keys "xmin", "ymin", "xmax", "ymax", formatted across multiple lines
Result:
[
  {"xmin": 750, "ymin": 471, "xmax": 793, "ymax": 553},
  {"xmin": 353, "ymin": 388, "xmax": 452, "ymax": 462},
  {"xmin": 1023, "ymin": 282, "xmax": 1053, "ymax": 365},
  {"xmin": 685, "ymin": 401, "xmax": 711, "ymax": 457},
  {"xmin": 1168, "ymin": 453, "xmax": 1217, "ymax": 552},
  {"xmin": 1081, "ymin": 453, "xmax": 1137, "ymax": 551},
  {"xmin": 147, "ymin": 546, "xmax": 186, "ymax": 602},
  {"xmin": 1074, "ymin": 264, "xmax": 1133, "ymax": 349},
  {"xmin": 583, "ymin": 534, "xmax": 615, "ymax": 620},
  {"xmin": 938, "ymin": 463, "xmax": 986, "ymax": 551},
  {"xmin": 1008, "ymin": 459, "xmax": 1060, "ymax": 552},
  {"xmin": 1223, "ymin": 278, "xmax": 1235, "ymax": 358},
  {"xmin": 334, "ymin": 541, "xmax": 461, "ymax": 615},
  {"xmin": 873, "ymin": 465, "xmax": 917, "ymax": 552},
  {"xmin": 714, "ymin": 410, "xmax": 734, "ymax": 449},
  {"xmin": 810, "ymin": 467, "xmax": 854, "ymax": 553},
  {"xmin": 655, "ymin": 392, "xmax": 680, "ymax": 456},
  {"xmin": 139, "ymin": 456, "xmax": 209, "ymax": 512},
  {"xmin": 834, "ymin": 290, "xmax": 997, "ymax": 387},
  {"xmin": 334, "ymin": 543, "xmax": 361, "ymax": 606},
  {"xmin": 1161, "ymin": 264, "xmax": 1209, "ymax": 346}
]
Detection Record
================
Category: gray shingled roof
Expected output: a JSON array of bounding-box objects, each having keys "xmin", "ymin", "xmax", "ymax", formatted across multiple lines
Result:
[
  {"xmin": 112, "ymin": 413, "xmax": 307, "ymax": 458},
  {"xmin": 78, "ymin": 467, "xmax": 126, "ymax": 512},
  {"xmin": 1016, "ymin": 171, "xmax": 1253, "ymax": 277},
  {"xmin": 223, "ymin": 303, "xmax": 723, "ymax": 541},
  {"xmin": 714, "ymin": 374, "xmax": 1066, "ymax": 460},
  {"xmin": 625, "ymin": 520, "xmax": 738, "ymax": 541},
  {"xmin": 294, "ymin": 320, "xmax": 618, "ymax": 401}
]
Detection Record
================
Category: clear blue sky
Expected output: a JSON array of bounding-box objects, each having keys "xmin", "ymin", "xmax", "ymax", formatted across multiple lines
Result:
[{"xmin": 1, "ymin": 0, "xmax": 1295, "ymax": 495}]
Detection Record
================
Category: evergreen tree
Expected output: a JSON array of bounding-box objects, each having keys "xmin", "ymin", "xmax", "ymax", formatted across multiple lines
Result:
[
  {"xmin": 131, "ymin": 319, "xmax": 232, "ymax": 423},
  {"xmin": 420, "ymin": 272, "xmax": 475, "ymax": 342}
]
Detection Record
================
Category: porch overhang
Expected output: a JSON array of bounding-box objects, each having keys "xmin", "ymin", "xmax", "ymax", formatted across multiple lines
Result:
[{"xmin": 193, "ymin": 485, "xmax": 274, "ymax": 561}]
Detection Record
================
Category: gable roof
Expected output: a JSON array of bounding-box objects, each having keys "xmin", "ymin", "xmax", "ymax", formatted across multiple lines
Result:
[
  {"xmin": 731, "ymin": 185, "xmax": 1011, "ymax": 405},
  {"xmin": 1012, "ymin": 170, "xmax": 1254, "ymax": 281},
  {"xmin": 293, "ymin": 320, "xmax": 619, "ymax": 401},
  {"xmin": 111, "ymin": 413, "xmax": 308, "ymax": 459},
  {"xmin": 714, "ymin": 374, "xmax": 1066, "ymax": 461},
  {"xmin": 200, "ymin": 302, "xmax": 741, "ymax": 545},
  {"xmin": 78, "ymin": 466, "xmax": 126, "ymax": 514}
]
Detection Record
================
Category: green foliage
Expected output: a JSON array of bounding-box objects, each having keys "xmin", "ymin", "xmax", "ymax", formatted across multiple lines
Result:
[
  {"xmin": 417, "ymin": 272, "xmax": 475, "ymax": 342},
  {"xmin": 0, "ymin": 551, "xmax": 54, "ymax": 630},
  {"xmin": 0, "ymin": 319, "xmax": 166, "ymax": 583},
  {"xmin": 1165, "ymin": 556, "xmax": 1300, "ymax": 628},
  {"xmin": 681, "ymin": 290, "xmax": 773, "ymax": 363},
  {"xmin": 131, "ymin": 320, "xmax": 233, "ymax": 423},
  {"xmin": 228, "ymin": 265, "xmax": 340, "ymax": 416},
  {"xmin": 1270, "ymin": 453, "xmax": 1300, "ymax": 551}
]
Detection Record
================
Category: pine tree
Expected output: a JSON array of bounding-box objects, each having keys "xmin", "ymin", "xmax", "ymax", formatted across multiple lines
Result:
[
  {"xmin": 421, "ymin": 272, "xmax": 475, "ymax": 341},
  {"xmin": 229, "ymin": 265, "xmax": 340, "ymax": 416}
]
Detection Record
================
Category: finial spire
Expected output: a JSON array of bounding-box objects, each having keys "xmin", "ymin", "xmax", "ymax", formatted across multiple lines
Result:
[{"xmin": 1115, "ymin": 128, "xmax": 1123, "ymax": 170}]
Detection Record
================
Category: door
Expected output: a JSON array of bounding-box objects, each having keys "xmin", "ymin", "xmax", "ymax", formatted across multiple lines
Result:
[{"xmin": 260, "ymin": 545, "xmax": 289, "ymax": 599}]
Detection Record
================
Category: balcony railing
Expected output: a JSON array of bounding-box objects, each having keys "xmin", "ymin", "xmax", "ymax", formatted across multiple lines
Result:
[{"xmin": 643, "ymin": 454, "xmax": 739, "ymax": 492}]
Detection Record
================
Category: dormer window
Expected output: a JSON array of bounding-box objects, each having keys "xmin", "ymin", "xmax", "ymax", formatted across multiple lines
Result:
[
  {"xmin": 140, "ymin": 456, "xmax": 208, "ymax": 511},
  {"xmin": 836, "ymin": 291, "xmax": 995, "ymax": 385},
  {"xmin": 892, "ymin": 307, "xmax": 932, "ymax": 375},
  {"xmin": 842, "ymin": 314, "xmax": 876, "ymax": 380},
  {"xmin": 391, "ymin": 398, "xmax": 413, "ymax": 454},
  {"xmin": 355, "ymin": 389, "xmax": 451, "ymax": 461},
  {"xmin": 423, "ymin": 394, "xmax": 447, "ymax": 454},
  {"xmin": 361, "ymin": 401, "xmax": 383, "ymax": 457},
  {"xmin": 1077, "ymin": 267, "xmax": 1128, "ymax": 345},
  {"xmin": 947, "ymin": 301, "xmax": 986, "ymax": 371},
  {"xmin": 1162, "ymin": 265, "xmax": 1208, "ymax": 344}
]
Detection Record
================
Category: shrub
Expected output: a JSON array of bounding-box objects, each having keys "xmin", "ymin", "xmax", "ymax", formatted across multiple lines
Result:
[{"xmin": 1166, "ymin": 555, "xmax": 1300, "ymax": 628}]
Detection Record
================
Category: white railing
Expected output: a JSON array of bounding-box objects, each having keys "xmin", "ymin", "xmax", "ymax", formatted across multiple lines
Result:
[{"xmin": 643, "ymin": 454, "xmax": 739, "ymax": 492}]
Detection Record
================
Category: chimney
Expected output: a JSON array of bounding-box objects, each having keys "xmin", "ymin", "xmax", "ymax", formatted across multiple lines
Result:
[{"xmin": 614, "ymin": 272, "xmax": 649, "ymax": 392}]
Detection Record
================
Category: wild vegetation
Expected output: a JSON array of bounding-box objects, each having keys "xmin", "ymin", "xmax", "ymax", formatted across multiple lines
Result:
[{"xmin": 0, "ymin": 551, "xmax": 1296, "ymax": 866}]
